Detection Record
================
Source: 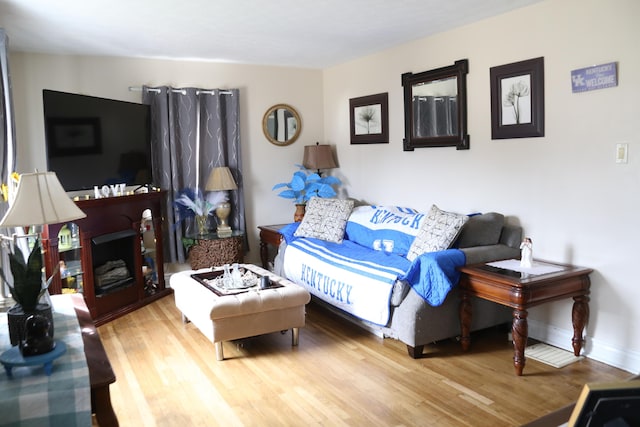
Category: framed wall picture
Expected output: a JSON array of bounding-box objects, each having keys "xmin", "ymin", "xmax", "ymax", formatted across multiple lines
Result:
[
  {"xmin": 349, "ymin": 92, "xmax": 389, "ymax": 144},
  {"xmin": 46, "ymin": 117, "xmax": 102, "ymax": 156},
  {"xmin": 490, "ymin": 57, "xmax": 544, "ymax": 139}
]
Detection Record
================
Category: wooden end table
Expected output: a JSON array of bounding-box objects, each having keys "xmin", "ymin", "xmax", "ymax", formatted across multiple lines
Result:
[
  {"xmin": 458, "ymin": 259, "xmax": 592, "ymax": 376},
  {"xmin": 258, "ymin": 224, "xmax": 288, "ymax": 269}
]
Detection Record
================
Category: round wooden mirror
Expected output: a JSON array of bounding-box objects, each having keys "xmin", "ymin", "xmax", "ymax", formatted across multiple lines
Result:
[{"xmin": 262, "ymin": 104, "xmax": 302, "ymax": 146}]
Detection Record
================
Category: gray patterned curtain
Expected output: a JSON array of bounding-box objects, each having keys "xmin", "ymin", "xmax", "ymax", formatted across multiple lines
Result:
[
  {"xmin": 142, "ymin": 86, "xmax": 244, "ymax": 264},
  {"xmin": 0, "ymin": 29, "xmax": 16, "ymax": 297}
]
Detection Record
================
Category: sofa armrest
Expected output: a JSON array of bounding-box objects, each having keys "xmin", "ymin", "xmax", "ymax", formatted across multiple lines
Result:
[
  {"xmin": 273, "ymin": 240, "xmax": 288, "ymax": 276},
  {"xmin": 461, "ymin": 244, "xmax": 520, "ymax": 265},
  {"xmin": 500, "ymin": 224, "xmax": 523, "ymax": 249},
  {"xmin": 461, "ymin": 223, "xmax": 522, "ymax": 264}
]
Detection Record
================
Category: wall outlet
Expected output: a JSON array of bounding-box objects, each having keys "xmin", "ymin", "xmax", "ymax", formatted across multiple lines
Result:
[{"xmin": 616, "ymin": 143, "xmax": 628, "ymax": 164}]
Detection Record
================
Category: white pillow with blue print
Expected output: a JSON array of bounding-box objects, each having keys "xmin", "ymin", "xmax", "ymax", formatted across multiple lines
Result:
[{"xmin": 345, "ymin": 205, "xmax": 426, "ymax": 256}]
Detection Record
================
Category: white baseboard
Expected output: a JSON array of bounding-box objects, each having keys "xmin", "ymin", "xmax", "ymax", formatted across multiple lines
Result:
[{"xmin": 528, "ymin": 319, "xmax": 640, "ymax": 375}]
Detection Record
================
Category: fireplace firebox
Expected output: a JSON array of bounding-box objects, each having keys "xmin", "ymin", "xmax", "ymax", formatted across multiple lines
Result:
[{"xmin": 92, "ymin": 230, "xmax": 137, "ymax": 296}]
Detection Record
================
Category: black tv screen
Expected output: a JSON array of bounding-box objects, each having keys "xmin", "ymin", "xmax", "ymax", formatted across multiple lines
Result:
[{"xmin": 43, "ymin": 90, "xmax": 152, "ymax": 192}]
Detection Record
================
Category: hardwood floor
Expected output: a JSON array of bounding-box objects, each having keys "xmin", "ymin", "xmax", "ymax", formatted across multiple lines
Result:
[{"xmin": 97, "ymin": 294, "xmax": 631, "ymax": 426}]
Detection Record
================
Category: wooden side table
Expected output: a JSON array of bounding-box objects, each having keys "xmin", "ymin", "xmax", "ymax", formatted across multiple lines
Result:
[
  {"xmin": 183, "ymin": 231, "xmax": 244, "ymax": 270},
  {"xmin": 258, "ymin": 224, "xmax": 288, "ymax": 269},
  {"xmin": 458, "ymin": 259, "xmax": 592, "ymax": 376}
]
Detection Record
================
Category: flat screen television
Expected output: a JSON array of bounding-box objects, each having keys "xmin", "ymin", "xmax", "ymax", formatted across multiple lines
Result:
[{"xmin": 43, "ymin": 90, "xmax": 153, "ymax": 192}]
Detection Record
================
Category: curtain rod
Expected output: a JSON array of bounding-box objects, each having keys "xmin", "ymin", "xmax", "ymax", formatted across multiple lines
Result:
[{"xmin": 128, "ymin": 86, "xmax": 233, "ymax": 95}]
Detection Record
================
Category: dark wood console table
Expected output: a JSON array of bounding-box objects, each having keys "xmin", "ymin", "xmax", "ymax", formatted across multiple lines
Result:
[{"xmin": 458, "ymin": 259, "xmax": 592, "ymax": 376}]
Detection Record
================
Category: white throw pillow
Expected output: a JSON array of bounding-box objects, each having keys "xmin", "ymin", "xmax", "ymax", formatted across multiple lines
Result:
[
  {"xmin": 294, "ymin": 197, "xmax": 355, "ymax": 243},
  {"xmin": 406, "ymin": 204, "xmax": 469, "ymax": 261}
]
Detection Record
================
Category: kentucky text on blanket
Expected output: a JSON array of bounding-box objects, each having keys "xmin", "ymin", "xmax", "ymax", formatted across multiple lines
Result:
[
  {"xmin": 300, "ymin": 264, "xmax": 353, "ymax": 304},
  {"xmin": 370, "ymin": 209, "xmax": 424, "ymax": 229}
]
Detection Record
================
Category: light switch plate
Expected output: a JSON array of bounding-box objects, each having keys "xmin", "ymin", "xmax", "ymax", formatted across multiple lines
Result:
[{"xmin": 616, "ymin": 143, "xmax": 628, "ymax": 163}]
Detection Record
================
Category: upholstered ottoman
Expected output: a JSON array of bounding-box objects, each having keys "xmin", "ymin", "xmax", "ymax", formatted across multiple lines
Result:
[{"xmin": 170, "ymin": 264, "xmax": 310, "ymax": 360}]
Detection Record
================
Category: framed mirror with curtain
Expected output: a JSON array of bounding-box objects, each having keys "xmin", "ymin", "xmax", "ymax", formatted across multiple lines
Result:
[{"xmin": 401, "ymin": 59, "xmax": 469, "ymax": 151}]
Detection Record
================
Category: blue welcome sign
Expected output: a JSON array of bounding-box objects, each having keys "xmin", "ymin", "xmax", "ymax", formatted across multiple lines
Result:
[{"xmin": 571, "ymin": 62, "xmax": 618, "ymax": 93}]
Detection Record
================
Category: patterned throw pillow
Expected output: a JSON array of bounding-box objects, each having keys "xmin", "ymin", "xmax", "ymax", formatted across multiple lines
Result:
[
  {"xmin": 294, "ymin": 197, "xmax": 355, "ymax": 243},
  {"xmin": 406, "ymin": 204, "xmax": 469, "ymax": 261}
]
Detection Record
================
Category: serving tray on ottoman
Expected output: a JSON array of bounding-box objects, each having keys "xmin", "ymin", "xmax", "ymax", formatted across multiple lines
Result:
[
  {"xmin": 170, "ymin": 264, "xmax": 310, "ymax": 360},
  {"xmin": 191, "ymin": 267, "xmax": 282, "ymax": 296}
]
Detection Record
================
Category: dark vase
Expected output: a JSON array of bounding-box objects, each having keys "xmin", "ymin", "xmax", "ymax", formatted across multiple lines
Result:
[
  {"xmin": 7, "ymin": 303, "xmax": 54, "ymax": 347},
  {"xmin": 20, "ymin": 314, "xmax": 55, "ymax": 356}
]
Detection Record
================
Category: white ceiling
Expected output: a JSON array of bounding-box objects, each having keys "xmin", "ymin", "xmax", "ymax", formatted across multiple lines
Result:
[{"xmin": 0, "ymin": 0, "xmax": 542, "ymax": 69}]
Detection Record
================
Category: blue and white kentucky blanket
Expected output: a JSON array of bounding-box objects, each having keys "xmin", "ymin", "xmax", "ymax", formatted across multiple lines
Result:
[
  {"xmin": 280, "ymin": 223, "xmax": 466, "ymax": 325},
  {"xmin": 283, "ymin": 236, "xmax": 410, "ymax": 325}
]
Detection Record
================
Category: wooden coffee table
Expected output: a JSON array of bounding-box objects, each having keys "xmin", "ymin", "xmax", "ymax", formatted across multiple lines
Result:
[{"xmin": 458, "ymin": 259, "xmax": 592, "ymax": 376}]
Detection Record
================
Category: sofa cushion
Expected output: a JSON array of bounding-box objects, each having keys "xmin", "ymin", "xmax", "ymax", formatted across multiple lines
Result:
[
  {"xmin": 294, "ymin": 197, "xmax": 354, "ymax": 243},
  {"xmin": 345, "ymin": 205, "xmax": 426, "ymax": 256},
  {"xmin": 406, "ymin": 205, "xmax": 469, "ymax": 261},
  {"xmin": 455, "ymin": 212, "xmax": 505, "ymax": 248}
]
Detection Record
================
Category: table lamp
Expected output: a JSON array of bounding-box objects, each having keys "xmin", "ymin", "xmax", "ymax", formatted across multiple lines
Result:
[
  {"xmin": 1, "ymin": 171, "xmax": 87, "ymax": 229},
  {"xmin": 302, "ymin": 142, "xmax": 337, "ymax": 176},
  {"xmin": 205, "ymin": 167, "xmax": 237, "ymax": 236},
  {"xmin": 0, "ymin": 171, "xmax": 86, "ymax": 352}
]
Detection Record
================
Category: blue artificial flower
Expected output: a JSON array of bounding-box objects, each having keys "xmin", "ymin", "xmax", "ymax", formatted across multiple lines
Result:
[{"xmin": 272, "ymin": 165, "xmax": 341, "ymax": 204}]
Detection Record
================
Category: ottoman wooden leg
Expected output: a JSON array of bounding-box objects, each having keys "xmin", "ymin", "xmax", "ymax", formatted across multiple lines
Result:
[
  {"xmin": 292, "ymin": 328, "xmax": 299, "ymax": 347},
  {"xmin": 215, "ymin": 342, "xmax": 224, "ymax": 361}
]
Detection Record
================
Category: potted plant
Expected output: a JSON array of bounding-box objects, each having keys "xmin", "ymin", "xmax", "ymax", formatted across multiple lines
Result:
[
  {"xmin": 272, "ymin": 165, "xmax": 341, "ymax": 221},
  {"xmin": 0, "ymin": 239, "xmax": 57, "ymax": 347},
  {"xmin": 174, "ymin": 188, "xmax": 227, "ymax": 235}
]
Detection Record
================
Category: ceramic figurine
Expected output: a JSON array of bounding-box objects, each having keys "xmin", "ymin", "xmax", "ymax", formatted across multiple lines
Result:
[{"xmin": 520, "ymin": 237, "xmax": 533, "ymax": 268}]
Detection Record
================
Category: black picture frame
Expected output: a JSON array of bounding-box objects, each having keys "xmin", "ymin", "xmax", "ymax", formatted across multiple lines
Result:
[
  {"xmin": 490, "ymin": 57, "xmax": 545, "ymax": 139},
  {"xmin": 46, "ymin": 117, "xmax": 102, "ymax": 157},
  {"xmin": 349, "ymin": 92, "xmax": 389, "ymax": 144}
]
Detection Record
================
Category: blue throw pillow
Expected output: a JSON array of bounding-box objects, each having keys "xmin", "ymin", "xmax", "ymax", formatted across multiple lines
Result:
[{"xmin": 345, "ymin": 205, "xmax": 426, "ymax": 256}]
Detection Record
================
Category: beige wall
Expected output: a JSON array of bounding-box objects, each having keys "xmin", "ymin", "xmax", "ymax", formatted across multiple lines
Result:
[
  {"xmin": 8, "ymin": 0, "xmax": 640, "ymax": 372},
  {"xmin": 322, "ymin": 0, "xmax": 640, "ymax": 372},
  {"xmin": 9, "ymin": 53, "xmax": 324, "ymax": 261}
]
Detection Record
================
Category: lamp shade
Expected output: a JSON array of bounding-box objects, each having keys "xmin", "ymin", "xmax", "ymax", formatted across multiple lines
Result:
[
  {"xmin": 302, "ymin": 143, "xmax": 337, "ymax": 171},
  {"xmin": 205, "ymin": 167, "xmax": 238, "ymax": 191},
  {"xmin": 0, "ymin": 171, "xmax": 86, "ymax": 227}
]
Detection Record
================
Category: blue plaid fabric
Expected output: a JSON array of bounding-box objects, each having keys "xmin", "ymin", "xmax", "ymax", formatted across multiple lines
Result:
[{"xmin": 0, "ymin": 295, "xmax": 91, "ymax": 426}]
